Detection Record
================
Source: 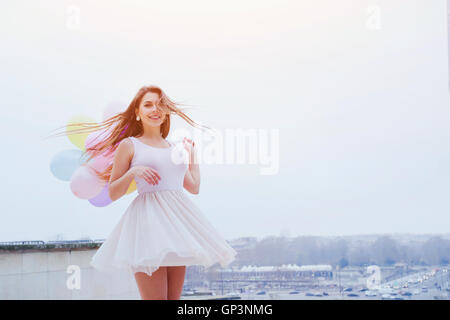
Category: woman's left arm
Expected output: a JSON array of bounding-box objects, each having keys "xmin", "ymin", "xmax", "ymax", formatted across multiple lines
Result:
[{"xmin": 183, "ymin": 138, "xmax": 200, "ymax": 194}]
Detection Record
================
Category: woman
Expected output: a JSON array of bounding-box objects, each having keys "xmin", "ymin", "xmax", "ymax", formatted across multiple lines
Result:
[{"xmin": 52, "ymin": 85, "xmax": 237, "ymax": 299}]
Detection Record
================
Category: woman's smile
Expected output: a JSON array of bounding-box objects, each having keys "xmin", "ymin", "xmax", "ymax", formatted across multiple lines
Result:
[{"xmin": 148, "ymin": 114, "xmax": 161, "ymax": 120}]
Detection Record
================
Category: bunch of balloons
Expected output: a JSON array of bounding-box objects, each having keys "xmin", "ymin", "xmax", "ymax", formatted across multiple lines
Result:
[{"xmin": 49, "ymin": 102, "xmax": 136, "ymax": 207}]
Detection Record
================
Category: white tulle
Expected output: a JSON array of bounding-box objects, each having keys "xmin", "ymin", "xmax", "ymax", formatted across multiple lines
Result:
[{"xmin": 90, "ymin": 189, "xmax": 237, "ymax": 277}]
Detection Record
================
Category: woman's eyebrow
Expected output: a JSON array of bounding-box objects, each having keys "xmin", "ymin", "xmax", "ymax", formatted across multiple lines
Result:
[{"xmin": 144, "ymin": 101, "xmax": 156, "ymax": 105}]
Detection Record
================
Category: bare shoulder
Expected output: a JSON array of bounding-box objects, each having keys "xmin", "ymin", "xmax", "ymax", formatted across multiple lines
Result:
[{"xmin": 114, "ymin": 137, "xmax": 134, "ymax": 160}]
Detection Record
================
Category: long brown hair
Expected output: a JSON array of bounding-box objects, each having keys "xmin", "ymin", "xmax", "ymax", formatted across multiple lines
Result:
[{"xmin": 45, "ymin": 85, "xmax": 212, "ymax": 183}]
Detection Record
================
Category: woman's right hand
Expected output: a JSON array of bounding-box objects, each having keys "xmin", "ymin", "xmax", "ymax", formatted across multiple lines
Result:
[{"xmin": 130, "ymin": 166, "xmax": 161, "ymax": 185}]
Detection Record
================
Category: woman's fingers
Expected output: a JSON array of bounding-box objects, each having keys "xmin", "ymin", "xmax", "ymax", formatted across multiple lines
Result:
[
  {"xmin": 183, "ymin": 137, "xmax": 194, "ymax": 149},
  {"xmin": 143, "ymin": 171, "xmax": 157, "ymax": 185},
  {"xmin": 136, "ymin": 167, "xmax": 162, "ymax": 185},
  {"xmin": 144, "ymin": 169, "xmax": 161, "ymax": 185},
  {"xmin": 143, "ymin": 171, "xmax": 155, "ymax": 184},
  {"xmin": 151, "ymin": 169, "xmax": 161, "ymax": 181},
  {"xmin": 186, "ymin": 138, "xmax": 194, "ymax": 146},
  {"xmin": 148, "ymin": 169, "xmax": 161, "ymax": 183}
]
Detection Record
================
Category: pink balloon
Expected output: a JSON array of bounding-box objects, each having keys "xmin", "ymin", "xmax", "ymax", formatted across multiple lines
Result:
[
  {"xmin": 70, "ymin": 165, "xmax": 105, "ymax": 199},
  {"xmin": 85, "ymin": 128, "xmax": 112, "ymax": 150},
  {"xmin": 85, "ymin": 122, "xmax": 127, "ymax": 149},
  {"xmin": 87, "ymin": 153, "xmax": 113, "ymax": 173}
]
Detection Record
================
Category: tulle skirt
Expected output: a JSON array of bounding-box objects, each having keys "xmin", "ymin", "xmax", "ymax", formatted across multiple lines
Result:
[{"xmin": 90, "ymin": 189, "xmax": 237, "ymax": 277}]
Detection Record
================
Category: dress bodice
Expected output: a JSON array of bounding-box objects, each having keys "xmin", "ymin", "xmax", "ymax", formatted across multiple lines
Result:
[{"xmin": 128, "ymin": 136, "xmax": 189, "ymax": 194}]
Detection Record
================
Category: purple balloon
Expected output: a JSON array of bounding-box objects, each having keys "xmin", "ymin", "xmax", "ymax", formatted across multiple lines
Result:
[{"xmin": 88, "ymin": 183, "xmax": 112, "ymax": 207}]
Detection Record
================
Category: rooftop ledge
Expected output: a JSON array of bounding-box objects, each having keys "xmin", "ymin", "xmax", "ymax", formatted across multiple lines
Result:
[{"xmin": 0, "ymin": 240, "xmax": 104, "ymax": 253}]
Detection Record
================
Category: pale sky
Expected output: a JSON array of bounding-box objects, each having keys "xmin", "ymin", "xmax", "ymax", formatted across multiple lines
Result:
[{"xmin": 1, "ymin": 0, "xmax": 449, "ymax": 242}]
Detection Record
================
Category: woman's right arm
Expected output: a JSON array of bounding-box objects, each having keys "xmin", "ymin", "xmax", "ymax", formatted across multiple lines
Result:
[{"xmin": 108, "ymin": 138, "xmax": 135, "ymax": 201}]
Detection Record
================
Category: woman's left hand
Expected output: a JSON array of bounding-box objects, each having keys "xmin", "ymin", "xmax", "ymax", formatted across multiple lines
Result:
[{"xmin": 182, "ymin": 137, "xmax": 195, "ymax": 154}]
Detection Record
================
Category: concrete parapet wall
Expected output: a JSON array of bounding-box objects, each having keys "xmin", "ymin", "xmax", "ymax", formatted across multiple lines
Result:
[{"xmin": 0, "ymin": 248, "xmax": 140, "ymax": 299}]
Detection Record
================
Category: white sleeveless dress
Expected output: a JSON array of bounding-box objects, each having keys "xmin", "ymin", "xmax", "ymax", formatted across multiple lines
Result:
[{"xmin": 90, "ymin": 136, "xmax": 237, "ymax": 277}]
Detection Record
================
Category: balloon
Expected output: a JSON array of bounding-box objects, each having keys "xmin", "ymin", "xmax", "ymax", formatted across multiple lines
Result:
[
  {"xmin": 85, "ymin": 128, "xmax": 112, "ymax": 151},
  {"xmin": 66, "ymin": 115, "xmax": 96, "ymax": 151},
  {"xmin": 87, "ymin": 153, "xmax": 113, "ymax": 174},
  {"xmin": 88, "ymin": 179, "xmax": 135, "ymax": 207},
  {"xmin": 85, "ymin": 123, "xmax": 127, "ymax": 156},
  {"xmin": 70, "ymin": 165, "xmax": 105, "ymax": 199},
  {"xmin": 103, "ymin": 101, "xmax": 126, "ymax": 121},
  {"xmin": 126, "ymin": 178, "xmax": 137, "ymax": 194},
  {"xmin": 50, "ymin": 149, "xmax": 90, "ymax": 181},
  {"xmin": 88, "ymin": 183, "xmax": 112, "ymax": 207}
]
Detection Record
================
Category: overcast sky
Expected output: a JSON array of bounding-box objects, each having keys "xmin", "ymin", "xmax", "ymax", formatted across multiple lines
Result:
[{"xmin": 1, "ymin": 0, "xmax": 449, "ymax": 242}]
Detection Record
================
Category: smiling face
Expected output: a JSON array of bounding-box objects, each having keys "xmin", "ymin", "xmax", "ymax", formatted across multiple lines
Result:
[{"xmin": 136, "ymin": 91, "xmax": 167, "ymax": 126}]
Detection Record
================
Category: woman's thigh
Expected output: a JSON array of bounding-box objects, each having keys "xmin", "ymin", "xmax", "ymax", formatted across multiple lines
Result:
[
  {"xmin": 134, "ymin": 267, "xmax": 168, "ymax": 300},
  {"xmin": 167, "ymin": 266, "xmax": 186, "ymax": 300}
]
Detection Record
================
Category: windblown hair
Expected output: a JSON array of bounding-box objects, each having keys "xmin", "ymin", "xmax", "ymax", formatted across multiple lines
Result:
[{"xmin": 45, "ymin": 85, "xmax": 212, "ymax": 183}]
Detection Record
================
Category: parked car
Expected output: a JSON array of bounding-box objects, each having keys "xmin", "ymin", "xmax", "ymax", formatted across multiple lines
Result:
[
  {"xmin": 347, "ymin": 293, "xmax": 359, "ymax": 297},
  {"xmin": 343, "ymin": 287, "xmax": 353, "ymax": 292},
  {"xmin": 365, "ymin": 290, "xmax": 377, "ymax": 297},
  {"xmin": 314, "ymin": 293, "xmax": 323, "ymax": 297},
  {"xmin": 379, "ymin": 287, "xmax": 395, "ymax": 295}
]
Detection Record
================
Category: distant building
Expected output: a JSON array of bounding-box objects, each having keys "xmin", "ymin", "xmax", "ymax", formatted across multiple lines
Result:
[
  {"xmin": 217, "ymin": 264, "xmax": 333, "ymax": 281},
  {"xmin": 227, "ymin": 237, "xmax": 257, "ymax": 250}
]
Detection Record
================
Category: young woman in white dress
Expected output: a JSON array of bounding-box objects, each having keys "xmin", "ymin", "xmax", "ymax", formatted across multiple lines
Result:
[
  {"xmin": 117, "ymin": 89, "xmax": 194, "ymax": 299},
  {"xmin": 54, "ymin": 85, "xmax": 237, "ymax": 300}
]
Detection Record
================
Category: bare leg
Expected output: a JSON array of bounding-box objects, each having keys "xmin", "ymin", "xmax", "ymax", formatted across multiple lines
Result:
[
  {"xmin": 167, "ymin": 266, "xmax": 186, "ymax": 300},
  {"xmin": 134, "ymin": 267, "xmax": 168, "ymax": 300}
]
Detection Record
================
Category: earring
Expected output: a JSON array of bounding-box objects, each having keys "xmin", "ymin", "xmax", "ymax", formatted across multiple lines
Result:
[{"xmin": 136, "ymin": 115, "xmax": 140, "ymax": 121}]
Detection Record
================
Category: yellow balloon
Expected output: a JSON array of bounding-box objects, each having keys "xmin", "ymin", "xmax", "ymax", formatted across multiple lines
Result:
[
  {"xmin": 126, "ymin": 178, "xmax": 137, "ymax": 194},
  {"xmin": 66, "ymin": 115, "xmax": 96, "ymax": 151}
]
